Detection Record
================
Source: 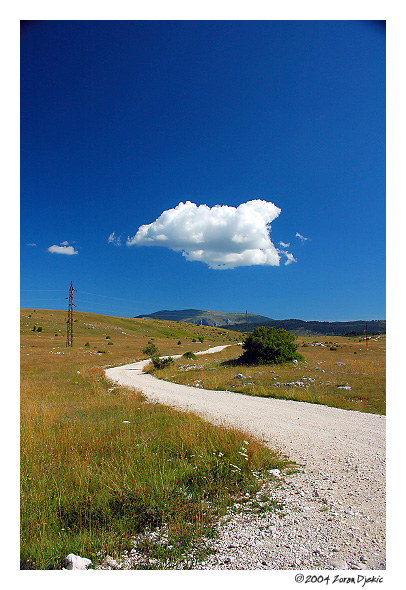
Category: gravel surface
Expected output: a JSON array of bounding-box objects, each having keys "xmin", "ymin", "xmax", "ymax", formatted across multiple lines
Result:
[{"xmin": 105, "ymin": 347, "xmax": 386, "ymax": 570}]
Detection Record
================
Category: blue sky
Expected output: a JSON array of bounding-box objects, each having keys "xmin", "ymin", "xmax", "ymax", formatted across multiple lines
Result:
[{"xmin": 20, "ymin": 19, "xmax": 386, "ymax": 321}]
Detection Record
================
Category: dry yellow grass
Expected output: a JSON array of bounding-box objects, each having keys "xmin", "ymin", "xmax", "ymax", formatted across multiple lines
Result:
[{"xmin": 20, "ymin": 309, "xmax": 291, "ymax": 570}]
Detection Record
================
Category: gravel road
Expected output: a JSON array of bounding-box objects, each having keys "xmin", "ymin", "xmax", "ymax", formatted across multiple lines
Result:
[{"xmin": 105, "ymin": 347, "xmax": 386, "ymax": 571}]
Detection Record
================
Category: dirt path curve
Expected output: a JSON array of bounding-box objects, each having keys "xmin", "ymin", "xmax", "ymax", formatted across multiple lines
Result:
[{"xmin": 105, "ymin": 347, "xmax": 385, "ymax": 570}]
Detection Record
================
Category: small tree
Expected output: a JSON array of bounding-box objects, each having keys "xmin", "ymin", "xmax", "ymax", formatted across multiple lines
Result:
[
  {"xmin": 142, "ymin": 342, "xmax": 160, "ymax": 357},
  {"xmin": 240, "ymin": 326, "xmax": 303, "ymax": 365}
]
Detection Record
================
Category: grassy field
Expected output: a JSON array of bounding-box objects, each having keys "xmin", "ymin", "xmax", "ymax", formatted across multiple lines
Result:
[
  {"xmin": 20, "ymin": 309, "xmax": 292, "ymax": 570},
  {"xmin": 149, "ymin": 336, "xmax": 386, "ymax": 415}
]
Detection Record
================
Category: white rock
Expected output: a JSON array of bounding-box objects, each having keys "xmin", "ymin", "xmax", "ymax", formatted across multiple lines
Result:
[
  {"xmin": 64, "ymin": 553, "xmax": 92, "ymax": 570},
  {"xmin": 330, "ymin": 558, "xmax": 348, "ymax": 569}
]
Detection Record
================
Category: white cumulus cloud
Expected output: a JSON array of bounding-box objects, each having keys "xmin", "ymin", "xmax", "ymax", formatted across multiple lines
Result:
[
  {"xmin": 47, "ymin": 244, "xmax": 78, "ymax": 255},
  {"xmin": 127, "ymin": 200, "xmax": 293, "ymax": 270}
]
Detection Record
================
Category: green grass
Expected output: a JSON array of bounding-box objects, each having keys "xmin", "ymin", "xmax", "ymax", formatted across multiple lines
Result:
[{"xmin": 20, "ymin": 309, "xmax": 292, "ymax": 569}]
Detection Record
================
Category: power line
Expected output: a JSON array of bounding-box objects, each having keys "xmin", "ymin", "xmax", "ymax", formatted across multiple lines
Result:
[
  {"xmin": 20, "ymin": 298, "xmax": 64, "ymax": 302},
  {"xmin": 76, "ymin": 290, "xmax": 167, "ymax": 306},
  {"xmin": 21, "ymin": 287, "xmax": 169, "ymax": 311}
]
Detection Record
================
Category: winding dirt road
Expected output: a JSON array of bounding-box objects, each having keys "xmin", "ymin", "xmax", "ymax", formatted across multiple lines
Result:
[{"xmin": 105, "ymin": 347, "xmax": 386, "ymax": 570}]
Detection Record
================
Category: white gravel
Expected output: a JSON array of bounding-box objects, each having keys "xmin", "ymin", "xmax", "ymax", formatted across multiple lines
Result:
[{"xmin": 105, "ymin": 347, "xmax": 385, "ymax": 570}]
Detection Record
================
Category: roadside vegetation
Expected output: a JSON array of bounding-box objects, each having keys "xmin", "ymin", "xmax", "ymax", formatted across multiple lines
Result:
[
  {"xmin": 20, "ymin": 309, "xmax": 292, "ymax": 570},
  {"xmin": 150, "ymin": 335, "xmax": 386, "ymax": 415}
]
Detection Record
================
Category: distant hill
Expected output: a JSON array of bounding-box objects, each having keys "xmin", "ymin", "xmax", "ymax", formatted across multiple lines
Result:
[
  {"xmin": 134, "ymin": 308, "xmax": 270, "ymax": 327},
  {"xmin": 135, "ymin": 309, "xmax": 386, "ymax": 337}
]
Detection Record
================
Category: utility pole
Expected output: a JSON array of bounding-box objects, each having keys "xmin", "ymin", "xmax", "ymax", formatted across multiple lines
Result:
[
  {"xmin": 246, "ymin": 310, "xmax": 248, "ymax": 334},
  {"xmin": 365, "ymin": 321, "xmax": 368, "ymax": 349},
  {"xmin": 66, "ymin": 281, "xmax": 77, "ymax": 347}
]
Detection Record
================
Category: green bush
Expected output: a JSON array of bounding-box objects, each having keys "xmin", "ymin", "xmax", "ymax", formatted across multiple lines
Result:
[
  {"xmin": 151, "ymin": 356, "xmax": 174, "ymax": 370},
  {"xmin": 84, "ymin": 342, "xmax": 90, "ymax": 347},
  {"xmin": 182, "ymin": 351, "xmax": 197, "ymax": 360},
  {"xmin": 142, "ymin": 343, "xmax": 160, "ymax": 357},
  {"xmin": 240, "ymin": 326, "xmax": 303, "ymax": 365},
  {"xmin": 330, "ymin": 346, "xmax": 338, "ymax": 351}
]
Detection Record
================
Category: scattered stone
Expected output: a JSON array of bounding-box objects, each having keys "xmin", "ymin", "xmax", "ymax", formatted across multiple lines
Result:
[
  {"xmin": 359, "ymin": 555, "xmax": 367, "ymax": 563},
  {"xmin": 235, "ymin": 373, "xmax": 245, "ymax": 379},
  {"xmin": 353, "ymin": 562, "xmax": 368, "ymax": 570},
  {"xmin": 103, "ymin": 555, "xmax": 118, "ymax": 568},
  {"xmin": 329, "ymin": 559, "xmax": 348, "ymax": 569}
]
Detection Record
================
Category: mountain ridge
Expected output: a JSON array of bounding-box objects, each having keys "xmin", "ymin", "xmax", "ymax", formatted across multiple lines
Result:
[{"xmin": 134, "ymin": 309, "xmax": 386, "ymax": 336}]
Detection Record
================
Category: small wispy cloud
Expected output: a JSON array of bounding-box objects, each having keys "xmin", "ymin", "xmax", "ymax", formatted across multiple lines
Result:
[
  {"xmin": 108, "ymin": 232, "xmax": 122, "ymax": 246},
  {"xmin": 278, "ymin": 249, "xmax": 297, "ymax": 265},
  {"xmin": 126, "ymin": 200, "xmax": 296, "ymax": 270},
  {"xmin": 47, "ymin": 243, "xmax": 78, "ymax": 255},
  {"xmin": 283, "ymin": 252, "xmax": 297, "ymax": 265},
  {"xmin": 26, "ymin": 243, "xmax": 36, "ymax": 247},
  {"xmin": 296, "ymin": 232, "xmax": 310, "ymax": 244},
  {"xmin": 279, "ymin": 241, "xmax": 290, "ymax": 248}
]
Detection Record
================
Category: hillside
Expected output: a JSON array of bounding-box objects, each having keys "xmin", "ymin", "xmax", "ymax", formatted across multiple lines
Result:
[
  {"xmin": 20, "ymin": 308, "xmax": 240, "ymax": 357},
  {"xmin": 135, "ymin": 309, "xmax": 386, "ymax": 337}
]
